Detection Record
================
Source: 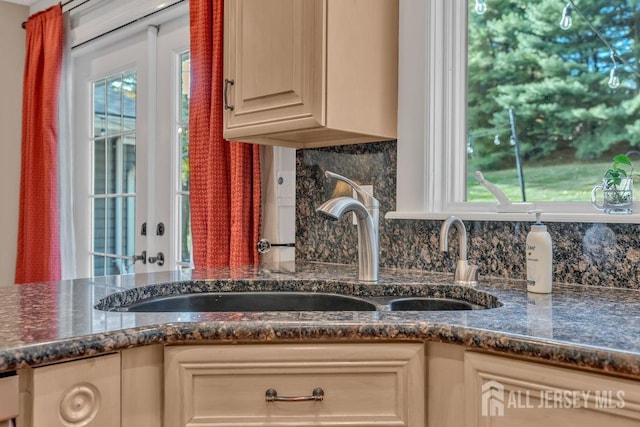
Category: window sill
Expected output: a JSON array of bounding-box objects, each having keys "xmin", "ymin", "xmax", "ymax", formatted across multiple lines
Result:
[{"xmin": 386, "ymin": 208, "xmax": 640, "ymax": 224}]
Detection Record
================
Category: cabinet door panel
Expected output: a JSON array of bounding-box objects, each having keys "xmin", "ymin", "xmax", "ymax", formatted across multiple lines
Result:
[
  {"xmin": 19, "ymin": 353, "xmax": 121, "ymax": 427},
  {"xmin": 240, "ymin": 0, "xmax": 295, "ymax": 101},
  {"xmin": 465, "ymin": 351, "xmax": 640, "ymax": 427},
  {"xmin": 224, "ymin": 0, "xmax": 324, "ymax": 137},
  {"xmin": 165, "ymin": 343, "xmax": 425, "ymax": 427}
]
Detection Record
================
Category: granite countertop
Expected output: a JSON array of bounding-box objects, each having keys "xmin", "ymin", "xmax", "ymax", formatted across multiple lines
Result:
[{"xmin": 1, "ymin": 262, "xmax": 639, "ymax": 378}]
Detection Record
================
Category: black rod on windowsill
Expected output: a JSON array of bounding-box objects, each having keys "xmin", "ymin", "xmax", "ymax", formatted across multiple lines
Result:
[
  {"xmin": 509, "ymin": 108, "xmax": 527, "ymax": 202},
  {"xmin": 21, "ymin": 0, "xmax": 89, "ymax": 29}
]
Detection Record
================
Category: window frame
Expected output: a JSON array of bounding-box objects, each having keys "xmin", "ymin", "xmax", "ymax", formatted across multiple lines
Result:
[
  {"xmin": 387, "ymin": 0, "xmax": 640, "ymax": 223},
  {"xmin": 174, "ymin": 50, "xmax": 191, "ymax": 269}
]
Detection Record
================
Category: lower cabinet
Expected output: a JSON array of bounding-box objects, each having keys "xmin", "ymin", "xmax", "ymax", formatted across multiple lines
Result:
[
  {"xmin": 18, "ymin": 353, "xmax": 121, "ymax": 427},
  {"xmin": 464, "ymin": 351, "xmax": 640, "ymax": 427},
  {"xmin": 13, "ymin": 340, "xmax": 640, "ymax": 427},
  {"xmin": 164, "ymin": 343, "xmax": 426, "ymax": 427},
  {"xmin": 17, "ymin": 345, "xmax": 163, "ymax": 427}
]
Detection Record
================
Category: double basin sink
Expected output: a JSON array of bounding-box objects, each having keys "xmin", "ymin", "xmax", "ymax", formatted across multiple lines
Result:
[{"xmin": 96, "ymin": 282, "xmax": 502, "ymax": 313}]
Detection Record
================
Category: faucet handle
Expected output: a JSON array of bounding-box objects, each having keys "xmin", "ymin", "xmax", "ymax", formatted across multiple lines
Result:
[
  {"xmin": 455, "ymin": 260, "xmax": 479, "ymax": 286},
  {"xmin": 324, "ymin": 171, "xmax": 378, "ymax": 208}
]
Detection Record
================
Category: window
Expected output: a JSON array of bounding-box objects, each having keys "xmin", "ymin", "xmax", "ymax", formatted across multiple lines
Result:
[
  {"xmin": 467, "ymin": 0, "xmax": 640, "ymax": 204},
  {"xmin": 390, "ymin": 0, "xmax": 640, "ymax": 223}
]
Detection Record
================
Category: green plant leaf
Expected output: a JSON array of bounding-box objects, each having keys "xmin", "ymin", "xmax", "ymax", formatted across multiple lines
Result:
[
  {"xmin": 614, "ymin": 154, "xmax": 632, "ymax": 166},
  {"xmin": 605, "ymin": 154, "xmax": 635, "ymax": 185}
]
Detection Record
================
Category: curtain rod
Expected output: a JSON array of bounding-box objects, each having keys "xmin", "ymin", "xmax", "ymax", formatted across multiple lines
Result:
[{"xmin": 21, "ymin": 0, "xmax": 90, "ymax": 29}]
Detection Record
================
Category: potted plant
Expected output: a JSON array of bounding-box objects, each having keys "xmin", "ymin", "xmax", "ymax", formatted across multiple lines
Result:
[{"xmin": 592, "ymin": 154, "xmax": 636, "ymax": 214}]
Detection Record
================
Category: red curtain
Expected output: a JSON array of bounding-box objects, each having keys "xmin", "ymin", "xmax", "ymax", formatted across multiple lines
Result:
[
  {"xmin": 15, "ymin": 4, "xmax": 64, "ymax": 284},
  {"xmin": 189, "ymin": 0, "xmax": 261, "ymax": 268}
]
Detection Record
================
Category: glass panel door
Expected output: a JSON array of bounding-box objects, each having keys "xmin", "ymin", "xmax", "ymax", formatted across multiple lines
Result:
[{"xmin": 73, "ymin": 15, "xmax": 190, "ymax": 278}]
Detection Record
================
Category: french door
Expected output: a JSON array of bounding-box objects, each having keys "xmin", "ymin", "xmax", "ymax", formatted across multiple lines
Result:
[{"xmin": 73, "ymin": 15, "xmax": 190, "ymax": 277}]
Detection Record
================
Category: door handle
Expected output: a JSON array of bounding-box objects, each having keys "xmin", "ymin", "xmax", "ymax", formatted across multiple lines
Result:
[
  {"xmin": 125, "ymin": 251, "xmax": 147, "ymax": 268},
  {"xmin": 148, "ymin": 252, "xmax": 165, "ymax": 266}
]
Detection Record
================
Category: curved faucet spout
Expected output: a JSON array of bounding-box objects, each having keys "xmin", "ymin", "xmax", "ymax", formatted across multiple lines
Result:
[
  {"xmin": 324, "ymin": 171, "xmax": 379, "ymax": 210},
  {"xmin": 316, "ymin": 173, "xmax": 379, "ymax": 282},
  {"xmin": 440, "ymin": 216, "xmax": 478, "ymax": 286},
  {"xmin": 440, "ymin": 216, "xmax": 468, "ymax": 261},
  {"xmin": 316, "ymin": 197, "xmax": 371, "ymax": 221}
]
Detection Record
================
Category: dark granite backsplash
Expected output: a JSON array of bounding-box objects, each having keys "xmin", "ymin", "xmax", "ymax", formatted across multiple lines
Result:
[{"xmin": 296, "ymin": 141, "xmax": 640, "ymax": 289}]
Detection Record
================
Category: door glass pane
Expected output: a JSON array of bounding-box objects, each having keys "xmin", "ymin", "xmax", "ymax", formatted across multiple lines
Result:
[
  {"xmin": 105, "ymin": 197, "xmax": 115, "ymax": 254},
  {"xmin": 106, "ymin": 76, "xmax": 123, "ymax": 135},
  {"xmin": 122, "ymin": 71, "xmax": 137, "ymax": 132},
  {"xmin": 121, "ymin": 195, "xmax": 136, "ymax": 258},
  {"xmin": 180, "ymin": 126, "xmax": 189, "ymax": 192},
  {"xmin": 180, "ymin": 52, "xmax": 190, "ymax": 123},
  {"xmin": 180, "ymin": 195, "xmax": 191, "ymax": 263},
  {"xmin": 93, "ymin": 255, "xmax": 105, "ymax": 277},
  {"xmin": 177, "ymin": 51, "xmax": 191, "ymax": 267},
  {"xmin": 94, "ymin": 138, "xmax": 106, "ymax": 194},
  {"xmin": 123, "ymin": 135, "xmax": 136, "ymax": 193},
  {"xmin": 93, "ymin": 81, "xmax": 106, "ymax": 137},
  {"xmin": 91, "ymin": 70, "xmax": 137, "ymax": 277},
  {"xmin": 105, "ymin": 256, "xmax": 120, "ymax": 276},
  {"xmin": 93, "ymin": 198, "xmax": 106, "ymax": 254},
  {"xmin": 106, "ymin": 137, "xmax": 118, "ymax": 194}
]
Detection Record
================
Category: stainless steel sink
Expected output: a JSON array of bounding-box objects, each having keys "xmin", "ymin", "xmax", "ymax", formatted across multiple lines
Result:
[
  {"xmin": 96, "ymin": 283, "xmax": 502, "ymax": 313},
  {"xmin": 119, "ymin": 292, "xmax": 378, "ymax": 312},
  {"xmin": 388, "ymin": 297, "xmax": 478, "ymax": 311}
]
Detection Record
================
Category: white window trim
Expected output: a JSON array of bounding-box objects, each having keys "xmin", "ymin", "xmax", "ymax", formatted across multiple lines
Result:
[
  {"xmin": 69, "ymin": 0, "xmax": 185, "ymax": 49},
  {"xmin": 387, "ymin": 0, "xmax": 640, "ymax": 224}
]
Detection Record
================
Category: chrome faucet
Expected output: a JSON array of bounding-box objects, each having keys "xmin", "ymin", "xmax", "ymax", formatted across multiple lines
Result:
[
  {"xmin": 316, "ymin": 171, "xmax": 379, "ymax": 282},
  {"xmin": 440, "ymin": 216, "xmax": 478, "ymax": 286}
]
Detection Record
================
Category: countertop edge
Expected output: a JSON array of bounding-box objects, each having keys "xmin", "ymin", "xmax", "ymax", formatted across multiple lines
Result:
[{"xmin": 4, "ymin": 321, "xmax": 638, "ymax": 379}]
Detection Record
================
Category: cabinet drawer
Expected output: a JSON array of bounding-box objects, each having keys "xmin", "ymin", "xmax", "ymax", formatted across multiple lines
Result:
[{"xmin": 165, "ymin": 343, "xmax": 425, "ymax": 427}]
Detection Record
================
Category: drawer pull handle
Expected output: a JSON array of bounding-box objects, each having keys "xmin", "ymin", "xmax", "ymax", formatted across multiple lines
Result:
[{"xmin": 265, "ymin": 387, "xmax": 324, "ymax": 402}]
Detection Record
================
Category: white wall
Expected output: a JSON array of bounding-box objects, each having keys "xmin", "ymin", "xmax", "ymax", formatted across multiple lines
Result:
[
  {"xmin": 0, "ymin": 1, "xmax": 28, "ymax": 285},
  {"xmin": 261, "ymin": 146, "xmax": 296, "ymax": 264},
  {"xmin": 29, "ymin": 0, "xmax": 55, "ymax": 14}
]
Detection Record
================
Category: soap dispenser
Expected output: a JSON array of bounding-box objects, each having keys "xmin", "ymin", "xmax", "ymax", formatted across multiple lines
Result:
[{"xmin": 526, "ymin": 210, "xmax": 553, "ymax": 293}]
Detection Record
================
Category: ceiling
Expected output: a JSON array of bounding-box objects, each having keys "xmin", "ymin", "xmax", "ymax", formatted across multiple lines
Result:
[{"xmin": 2, "ymin": 0, "xmax": 38, "ymax": 5}]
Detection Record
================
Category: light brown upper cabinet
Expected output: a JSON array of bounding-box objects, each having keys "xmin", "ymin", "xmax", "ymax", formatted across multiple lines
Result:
[{"xmin": 223, "ymin": 0, "xmax": 398, "ymax": 148}]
